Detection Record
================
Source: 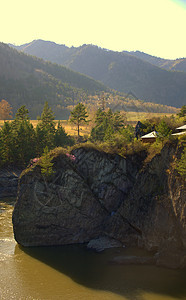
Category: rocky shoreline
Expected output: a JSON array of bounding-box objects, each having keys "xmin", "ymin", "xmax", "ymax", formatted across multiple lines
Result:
[
  {"xmin": 0, "ymin": 168, "xmax": 22, "ymax": 199},
  {"xmin": 12, "ymin": 143, "xmax": 186, "ymax": 268}
]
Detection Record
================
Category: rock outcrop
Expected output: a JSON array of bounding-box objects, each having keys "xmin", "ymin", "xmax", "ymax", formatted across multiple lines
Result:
[
  {"xmin": 12, "ymin": 143, "xmax": 186, "ymax": 268},
  {"xmin": 0, "ymin": 168, "xmax": 21, "ymax": 198}
]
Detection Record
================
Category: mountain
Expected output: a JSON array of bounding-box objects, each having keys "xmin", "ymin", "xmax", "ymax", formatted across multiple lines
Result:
[
  {"xmin": 127, "ymin": 51, "xmax": 186, "ymax": 72},
  {"xmin": 11, "ymin": 40, "xmax": 186, "ymax": 108},
  {"xmin": 0, "ymin": 43, "xmax": 108, "ymax": 119}
]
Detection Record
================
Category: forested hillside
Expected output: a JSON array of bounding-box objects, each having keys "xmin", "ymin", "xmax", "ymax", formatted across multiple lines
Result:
[
  {"xmin": 0, "ymin": 43, "xmax": 108, "ymax": 119},
  {"xmin": 128, "ymin": 51, "xmax": 186, "ymax": 72},
  {"xmin": 11, "ymin": 40, "xmax": 186, "ymax": 108}
]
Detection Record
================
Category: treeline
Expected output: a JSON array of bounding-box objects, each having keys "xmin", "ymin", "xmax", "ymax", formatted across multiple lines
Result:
[
  {"xmin": 0, "ymin": 101, "xmax": 185, "ymax": 169},
  {"xmin": 0, "ymin": 103, "xmax": 73, "ymax": 167}
]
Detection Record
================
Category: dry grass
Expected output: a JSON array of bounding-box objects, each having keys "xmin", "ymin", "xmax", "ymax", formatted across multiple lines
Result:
[
  {"xmin": 59, "ymin": 121, "xmax": 90, "ymax": 136},
  {"xmin": 0, "ymin": 111, "xmax": 177, "ymax": 135},
  {"xmin": 126, "ymin": 112, "xmax": 176, "ymax": 125},
  {"xmin": 0, "ymin": 119, "xmax": 90, "ymax": 136}
]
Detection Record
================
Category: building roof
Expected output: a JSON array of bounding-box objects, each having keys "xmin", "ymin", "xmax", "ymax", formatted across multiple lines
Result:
[
  {"xmin": 176, "ymin": 124, "xmax": 186, "ymax": 130},
  {"xmin": 172, "ymin": 131, "xmax": 186, "ymax": 136},
  {"xmin": 141, "ymin": 131, "xmax": 157, "ymax": 139}
]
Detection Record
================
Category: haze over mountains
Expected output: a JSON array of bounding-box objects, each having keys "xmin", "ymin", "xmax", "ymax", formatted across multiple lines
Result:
[
  {"xmin": 0, "ymin": 42, "xmax": 108, "ymax": 119},
  {"xmin": 10, "ymin": 39, "xmax": 186, "ymax": 108}
]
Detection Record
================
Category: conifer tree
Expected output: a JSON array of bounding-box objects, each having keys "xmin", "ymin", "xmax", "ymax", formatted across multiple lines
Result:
[
  {"xmin": 36, "ymin": 102, "xmax": 56, "ymax": 150},
  {"xmin": 157, "ymin": 120, "xmax": 172, "ymax": 138},
  {"xmin": 70, "ymin": 103, "xmax": 88, "ymax": 136},
  {"xmin": 15, "ymin": 105, "xmax": 29, "ymax": 121},
  {"xmin": 40, "ymin": 146, "xmax": 55, "ymax": 179},
  {"xmin": 38, "ymin": 101, "xmax": 55, "ymax": 132},
  {"xmin": 12, "ymin": 106, "xmax": 36, "ymax": 165},
  {"xmin": 54, "ymin": 121, "xmax": 73, "ymax": 147},
  {"xmin": 0, "ymin": 121, "xmax": 14, "ymax": 163}
]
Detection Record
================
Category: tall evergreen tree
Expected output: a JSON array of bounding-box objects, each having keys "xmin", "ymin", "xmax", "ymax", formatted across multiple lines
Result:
[
  {"xmin": 15, "ymin": 105, "xmax": 29, "ymax": 121},
  {"xmin": 70, "ymin": 103, "xmax": 88, "ymax": 136},
  {"xmin": 157, "ymin": 120, "xmax": 172, "ymax": 138},
  {"xmin": 11, "ymin": 106, "xmax": 36, "ymax": 165},
  {"xmin": 38, "ymin": 101, "xmax": 55, "ymax": 132},
  {"xmin": 36, "ymin": 102, "xmax": 56, "ymax": 151},
  {"xmin": 90, "ymin": 109, "xmax": 126, "ymax": 142},
  {"xmin": 40, "ymin": 146, "xmax": 55, "ymax": 179},
  {"xmin": 14, "ymin": 120, "xmax": 36, "ymax": 165},
  {"xmin": 0, "ymin": 121, "xmax": 15, "ymax": 163},
  {"xmin": 54, "ymin": 121, "xmax": 73, "ymax": 147}
]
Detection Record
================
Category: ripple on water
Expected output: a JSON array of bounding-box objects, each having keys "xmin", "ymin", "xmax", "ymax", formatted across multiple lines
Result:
[{"xmin": 0, "ymin": 238, "xmax": 16, "ymax": 257}]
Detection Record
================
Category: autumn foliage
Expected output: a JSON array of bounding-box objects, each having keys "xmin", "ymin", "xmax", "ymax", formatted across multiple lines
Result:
[{"xmin": 0, "ymin": 99, "xmax": 13, "ymax": 120}]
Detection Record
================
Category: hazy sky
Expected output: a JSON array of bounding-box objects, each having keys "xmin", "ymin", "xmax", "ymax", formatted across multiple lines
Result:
[{"xmin": 1, "ymin": 0, "xmax": 186, "ymax": 59}]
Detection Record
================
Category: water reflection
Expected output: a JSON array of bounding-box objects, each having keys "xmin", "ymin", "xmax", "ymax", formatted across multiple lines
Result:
[
  {"xmin": 1, "ymin": 199, "xmax": 186, "ymax": 300},
  {"xmin": 17, "ymin": 244, "xmax": 186, "ymax": 300}
]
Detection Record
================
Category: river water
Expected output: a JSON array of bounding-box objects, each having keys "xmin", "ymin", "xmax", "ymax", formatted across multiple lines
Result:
[{"xmin": 0, "ymin": 199, "xmax": 186, "ymax": 300}]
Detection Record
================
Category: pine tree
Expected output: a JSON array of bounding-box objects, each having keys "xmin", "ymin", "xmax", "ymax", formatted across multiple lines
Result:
[
  {"xmin": 40, "ymin": 146, "xmax": 55, "ymax": 179},
  {"xmin": 10, "ymin": 106, "xmax": 36, "ymax": 165},
  {"xmin": 54, "ymin": 121, "xmax": 73, "ymax": 147},
  {"xmin": 38, "ymin": 102, "xmax": 55, "ymax": 132},
  {"xmin": 15, "ymin": 105, "xmax": 29, "ymax": 121},
  {"xmin": 0, "ymin": 121, "xmax": 15, "ymax": 163},
  {"xmin": 157, "ymin": 120, "xmax": 172, "ymax": 138},
  {"xmin": 178, "ymin": 105, "xmax": 186, "ymax": 118},
  {"xmin": 14, "ymin": 120, "xmax": 36, "ymax": 165},
  {"xmin": 90, "ymin": 109, "xmax": 126, "ymax": 142},
  {"xmin": 36, "ymin": 102, "xmax": 56, "ymax": 150},
  {"xmin": 70, "ymin": 103, "xmax": 88, "ymax": 136}
]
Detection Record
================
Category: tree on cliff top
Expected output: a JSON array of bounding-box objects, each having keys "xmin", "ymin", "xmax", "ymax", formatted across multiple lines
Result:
[
  {"xmin": 70, "ymin": 103, "xmax": 88, "ymax": 136},
  {"xmin": 40, "ymin": 146, "xmax": 55, "ymax": 179}
]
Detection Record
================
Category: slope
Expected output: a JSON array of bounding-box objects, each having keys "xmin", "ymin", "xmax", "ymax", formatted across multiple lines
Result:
[
  {"xmin": 11, "ymin": 40, "xmax": 186, "ymax": 108},
  {"xmin": 128, "ymin": 51, "xmax": 186, "ymax": 72},
  {"xmin": 0, "ymin": 42, "xmax": 108, "ymax": 119}
]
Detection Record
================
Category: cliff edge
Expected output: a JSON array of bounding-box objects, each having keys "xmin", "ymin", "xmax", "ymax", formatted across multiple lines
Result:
[{"xmin": 12, "ymin": 142, "xmax": 186, "ymax": 268}]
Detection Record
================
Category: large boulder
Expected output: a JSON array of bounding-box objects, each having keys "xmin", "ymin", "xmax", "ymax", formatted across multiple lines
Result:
[{"xmin": 12, "ymin": 144, "xmax": 186, "ymax": 268}]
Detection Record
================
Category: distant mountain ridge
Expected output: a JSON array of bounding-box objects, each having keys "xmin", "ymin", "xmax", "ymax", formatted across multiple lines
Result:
[
  {"xmin": 126, "ymin": 50, "xmax": 186, "ymax": 72},
  {"xmin": 10, "ymin": 40, "xmax": 186, "ymax": 108},
  {"xmin": 0, "ymin": 42, "xmax": 108, "ymax": 119}
]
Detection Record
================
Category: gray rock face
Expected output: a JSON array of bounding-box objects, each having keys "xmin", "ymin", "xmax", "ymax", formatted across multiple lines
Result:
[
  {"xmin": 12, "ymin": 144, "xmax": 186, "ymax": 268},
  {"xmin": 87, "ymin": 236, "xmax": 123, "ymax": 252},
  {"xmin": 13, "ymin": 153, "xmax": 107, "ymax": 246},
  {"xmin": 0, "ymin": 169, "xmax": 21, "ymax": 198}
]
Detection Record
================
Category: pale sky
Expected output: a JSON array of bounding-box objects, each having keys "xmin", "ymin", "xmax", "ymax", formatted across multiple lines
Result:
[{"xmin": 1, "ymin": 0, "xmax": 186, "ymax": 59}]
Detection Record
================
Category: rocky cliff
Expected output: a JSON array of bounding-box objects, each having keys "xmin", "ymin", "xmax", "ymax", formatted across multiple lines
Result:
[
  {"xmin": 12, "ymin": 142, "xmax": 186, "ymax": 268},
  {"xmin": 0, "ymin": 168, "xmax": 21, "ymax": 198}
]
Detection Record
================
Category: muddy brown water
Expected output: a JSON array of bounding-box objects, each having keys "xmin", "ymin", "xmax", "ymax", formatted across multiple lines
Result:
[{"xmin": 0, "ymin": 199, "xmax": 186, "ymax": 300}]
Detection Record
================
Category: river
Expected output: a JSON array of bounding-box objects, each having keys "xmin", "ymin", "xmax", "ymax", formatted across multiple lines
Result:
[{"xmin": 0, "ymin": 199, "xmax": 186, "ymax": 300}]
